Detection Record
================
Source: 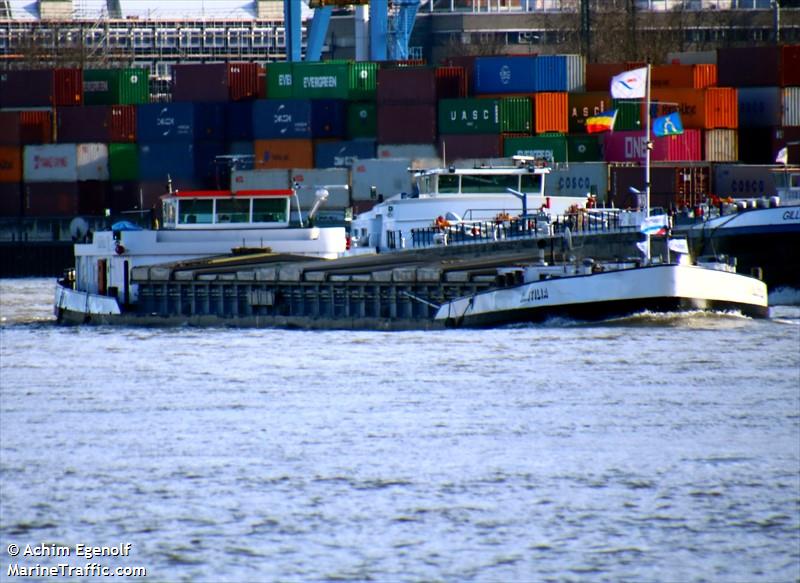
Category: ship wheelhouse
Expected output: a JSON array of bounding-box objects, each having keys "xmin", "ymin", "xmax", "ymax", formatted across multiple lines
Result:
[{"xmin": 161, "ymin": 189, "xmax": 293, "ymax": 230}]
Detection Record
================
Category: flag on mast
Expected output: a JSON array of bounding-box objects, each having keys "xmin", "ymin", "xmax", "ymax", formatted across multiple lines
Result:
[
  {"xmin": 585, "ymin": 109, "xmax": 618, "ymax": 134},
  {"xmin": 776, "ymin": 147, "xmax": 788, "ymax": 165},
  {"xmin": 610, "ymin": 67, "xmax": 648, "ymax": 99},
  {"xmin": 653, "ymin": 111, "xmax": 684, "ymax": 137}
]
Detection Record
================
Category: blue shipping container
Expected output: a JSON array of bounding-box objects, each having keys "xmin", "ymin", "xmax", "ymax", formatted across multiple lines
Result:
[
  {"xmin": 315, "ymin": 139, "xmax": 376, "ymax": 168},
  {"xmin": 226, "ymin": 101, "xmax": 254, "ymax": 141},
  {"xmin": 534, "ymin": 55, "xmax": 568, "ymax": 92},
  {"xmin": 737, "ymin": 87, "xmax": 782, "ymax": 128},
  {"xmin": 138, "ymin": 141, "xmax": 195, "ymax": 180},
  {"xmin": 137, "ymin": 103, "xmax": 226, "ymax": 142},
  {"xmin": 474, "ymin": 56, "xmax": 536, "ymax": 95},
  {"xmin": 253, "ymin": 99, "xmax": 312, "ymax": 139},
  {"xmin": 193, "ymin": 141, "xmax": 227, "ymax": 188},
  {"xmin": 311, "ymin": 99, "xmax": 347, "ymax": 139}
]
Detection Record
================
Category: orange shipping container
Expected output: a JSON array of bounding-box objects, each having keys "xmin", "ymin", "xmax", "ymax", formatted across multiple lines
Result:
[
  {"xmin": 651, "ymin": 87, "xmax": 737, "ymax": 130},
  {"xmin": 535, "ymin": 92, "xmax": 568, "ymax": 134},
  {"xmin": 19, "ymin": 111, "xmax": 53, "ymax": 144},
  {"xmin": 254, "ymin": 139, "xmax": 314, "ymax": 169},
  {"xmin": 652, "ymin": 64, "xmax": 717, "ymax": 89},
  {"xmin": 53, "ymin": 68, "xmax": 83, "ymax": 106},
  {"xmin": 0, "ymin": 146, "xmax": 23, "ymax": 182}
]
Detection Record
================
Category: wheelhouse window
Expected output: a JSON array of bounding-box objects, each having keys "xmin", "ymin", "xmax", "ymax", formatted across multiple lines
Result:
[
  {"xmin": 461, "ymin": 174, "xmax": 519, "ymax": 193},
  {"xmin": 178, "ymin": 199, "xmax": 213, "ymax": 224},
  {"xmin": 438, "ymin": 174, "xmax": 459, "ymax": 193},
  {"xmin": 216, "ymin": 198, "xmax": 250, "ymax": 223},
  {"xmin": 520, "ymin": 174, "xmax": 543, "ymax": 193},
  {"xmin": 253, "ymin": 198, "xmax": 288, "ymax": 223}
]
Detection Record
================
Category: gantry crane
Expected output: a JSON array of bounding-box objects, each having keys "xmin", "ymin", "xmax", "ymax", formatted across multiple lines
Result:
[{"xmin": 284, "ymin": 0, "xmax": 420, "ymax": 62}]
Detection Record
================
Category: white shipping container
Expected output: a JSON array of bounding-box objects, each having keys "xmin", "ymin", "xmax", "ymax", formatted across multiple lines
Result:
[
  {"xmin": 704, "ymin": 129, "xmax": 738, "ymax": 162},
  {"xmin": 713, "ymin": 164, "xmax": 778, "ymax": 198},
  {"xmin": 231, "ymin": 169, "xmax": 291, "ymax": 192},
  {"xmin": 290, "ymin": 168, "xmax": 350, "ymax": 209},
  {"xmin": 783, "ymin": 87, "xmax": 800, "ymax": 127},
  {"xmin": 351, "ymin": 158, "xmax": 413, "ymax": 202},
  {"xmin": 376, "ymin": 143, "xmax": 439, "ymax": 162},
  {"xmin": 547, "ymin": 162, "xmax": 608, "ymax": 202},
  {"xmin": 23, "ymin": 144, "xmax": 78, "ymax": 182},
  {"xmin": 77, "ymin": 143, "xmax": 109, "ymax": 181},
  {"xmin": 564, "ymin": 54, "xmax": 586, "ymax": 93},
  {"xmin": 665, "ymin": 50, "xmax": 717, "ymax": 65}
]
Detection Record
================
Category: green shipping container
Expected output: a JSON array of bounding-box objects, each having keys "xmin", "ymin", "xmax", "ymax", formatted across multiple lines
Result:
[
  {"xmin": 83, "ymin": 68, "xmax": 149, "ymax": 105},
  {"xmin": 266, "ymin": 62, "xmax": 294, "ymax": 99},
  {"xmin": 347, "ymin": 102, "xmax": 377, "ymax": 138},
  {"xmin": 611, "ymin": 99, "xmax": 643, "ymax": 131},
  {"xmin": 439, "ymin": 98, "xmax": 500, "ymax": 134},
  {"xmin": 500, "ymin": 97, "xmax": 532, "ymax": 134},
  {"xmin": 503, "ymin": 134, "xmax": 567, "ymax": 163},
  {"xmin": 348, "ymin": 62, "xmax": 378, "ymax": 101},
  {"xmin": 291, "ymin": 62, "xmax": 350, "ymax": 99},
  {"xmin": 567, "ymin": 135, "xmax": 603, "ymax": 162},
  {"xmin": 109, "ymin": 143, "xmax": 139, "ymax": 182}
]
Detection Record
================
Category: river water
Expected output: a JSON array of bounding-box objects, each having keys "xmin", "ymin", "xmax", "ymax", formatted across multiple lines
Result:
[{"xmin": 1, "ymin": 278, "xmax": 798, "ymax": 582}]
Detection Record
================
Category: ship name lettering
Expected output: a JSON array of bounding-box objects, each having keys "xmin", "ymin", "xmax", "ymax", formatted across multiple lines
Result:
[
  {"xmin": 523, "ymin": 286, "xmax": 549, "ymax": 302},
  {"xmin": 784, "ymin": 209, "xmax": 799, "ymax": 220}
]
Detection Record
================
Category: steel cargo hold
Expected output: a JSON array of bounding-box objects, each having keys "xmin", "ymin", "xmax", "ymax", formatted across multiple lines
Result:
[
  {"xmin": 226, "ymin": 101, "xmax": 255, "ymax": 141},
  {"xmin": 438, "ymin": 134, "xmax": 501, "ymax": 161},
  {"xmin": 713, "ymin": 164, "xmax": 778, "ymax": 198},
  {"xmin": 83, "ymin": 68, "xmax": 149, "ymax": 105},
  {"xmin": 704, "ymin": 129, "xmax": 738, "ymax": 162},
  {"xmin": 783, "ymin": 87, "xmax": 800, "ymax": 127},
  {"xmin": 534, "ymin": 93, "xmax": 568, "ymax": 134},
  {"xmin": 138, "ymin": 142, "xmax": 195, "ymax": 181},
  {"xmin": 347, "ymin": 102, "xmax": 377, "ymax": 139},
  {"xmin": 254, "ymin": 139, "xmax": 314, "ymax": 169},
  {"xmin": 108, "ymin": 143, "xmax": 139, "ymax": 182},
  {"xmin": 435, "ymin": 66, "xmax": 468, "ymax": 99},
  {"xmin": 53, "ymin": 68, "xmax": 83, "ymax": 106},
  {"xmin": 567, "ymin": 135, "xmax": 603, "ymax": 162},
  {"xmin": 0, "ymin": 113, "xmax": 21, "ymax": 145},
  {"xmin": 568, "ymin": 92, "xmax": 612, "ymax": 133},
  {"xmin": 503, "ymin": 135, "xmax": 567, "ymax": 164},
  {"xmin": 737, "ymin": 87, "xmax": 782, "ymax": 128},
  {"xmin": 547, "ymin": 162, "xmax": 608, "ymax": 200},
  {"xmin": 19, "ymin": 111, "xmax": 53, "ymax": 144},
  {"xmin": 77, "ymin": 181, "xmax": 109, "ymax": 215},
  {"xmin": 76, "ymin": 143, "xmax": 109, "ymax": 181},
  {"xmin": 718, "ymin": 47, "xmax": 781, "ymax": 88},
  {"xmin": 534, "ymin": 55, "xmax": 585, "ymax": 93},
  {"xmin": 377, "ymin": 104, "xmax": 437, "ymax": 143},
  {"xmin": 290, "ymin": 168, "xmax": 350, "ymax": 209},
  {"xmin": 351, "ymin": 158, "xmax": 413, "ymax": 201},
  {"xmin": 311, "ymin": 100, "xmax": 347, "ymax": 139},
  {"xmin": 23, "ymin": 182, "xmax": 79, "ymax": 217},
  {"xmin": 0, "ymin": 70, "xmax": 54, "ymax": 107},
  {"xmin": 172, "ymin": 63, "xmax": 259, "ymax": 102},
  {"xmin": 650, "ymin": 88, "xmax": 737, "ymax": 129},
  {"xmin": 0, "ymin": 146, "xmax": 22, "ymax": 183},
  {"xmin": 136, "ymin": 102, "xmax": 225, "ymax": 142},
  {"xmin": 500, "ymin": 97, "xmax": 533, "ymax": 134},
  {"xmin": 24, "ymin": 144, "xmax": 78, "ymax": 182},
  {"xmin": 253, "ymin": 100, "xmax": 312, "ymax": 139},
  {"xmin": 473, "ymin": 56, "xmax": 536, "ymax": 94},
  {"xmin": 438, "ymin": 99, "xmax": 499, "ymax": 135},
  {"xmin": 603, "ymin": 130, "xmax": 702, "ymax": 163},
  {"xmin": 110, "ymin": 105, "xmax": 137, "ymax": 142},
  {"xmin": 315, "ymin": 139, "xmax": 376, "ymax": 168},
  {"xmin": 56, "ymin": 105, "xmax": 112, "ymax": 143},
  {"xmin": 0, "ymin": 182, "xmax": 22, "ymax": 217},
  {"xmin": 377, "ymin": 67, "xmax": 437, "ymax": 104}
]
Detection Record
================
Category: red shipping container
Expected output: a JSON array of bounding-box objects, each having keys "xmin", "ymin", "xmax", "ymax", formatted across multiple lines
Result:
[
  {"xmin": 0, "ymin": 182, "xmax": 22, "ymax": 217},
  {"xmin": 0, "ymin": 112, "xmax": 22, "ymax": 145},
  {"xmin": 56, "ymin": 105, "xmax": 112, "ymax": 143},
  {"xmin": 604, "ymin": 129, "xmax": 702, "ymax": 163},
  {"xmin": 23, "ymin": 182, "xmax": 79, "ymax": 217},
  {"xmin": 78, "ymin": 180, "xmax": 109, "ymax": 215},
  {"xmin": 377, "ymin": 104, "xmax": 437, "ymax": 144},
  {"xmin": 435, "ymin": 67, "xmax": 468, "ymax": 99},
  {"xmin": 0, "ymin": 70, "xmax": 53, "ymax": 107},
  {"xmin": 609, "ymin": 164, "xmax": 709, "ymax": 210},
  {"xmin": 172, "ymin": 63, "xmax": 259, "ymax": 102},
  {"xmin": 19, "ymin": 111, "xmax": 53, "ymax": 144},
  {"xmin": 534, "ymin": 93, "xmax": 568, "ymax": 134},
  {"xmin": 0, "ymin": 146, "xmax": 23, "ymax": 182},
  {"xmin": 107, "ymin": 181, "xmax": 142, "ymax": 214},
  {"xmin": 781, "ymin": 45, "xmax": 800, "ymax": 87},
  {"xmin": 585, "ymin": 62, "xmax": 646, "ymax": 92},
  {"xmin": 377, "ymin": 68, "xmax": 437, "ymax": 105},
  {"xmin": 440, "ymin": 55, "xmax": 479, "ymax": 95},
  {"xmin": 53, "ymin": 68, "xmax": 83, "ymax": 106},
  {"xmin": 718, "ymin": 46, "xmax": 781, "ymax": 87},
  {"xmin": 437, "ymin": 134, "xmax": 501, "ymax": 161},
  {"xmin": 111, "ymin": 105, "xmax": 137, "ymax": 142}
]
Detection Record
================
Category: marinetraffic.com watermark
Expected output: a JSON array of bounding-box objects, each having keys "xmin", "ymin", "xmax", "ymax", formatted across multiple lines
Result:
[{"xmin": 6, "ymin": 542, "xmax": 147, "ymax": 577}]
